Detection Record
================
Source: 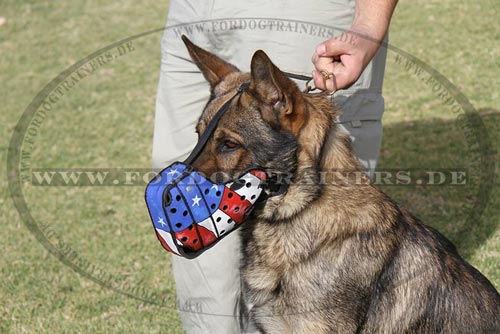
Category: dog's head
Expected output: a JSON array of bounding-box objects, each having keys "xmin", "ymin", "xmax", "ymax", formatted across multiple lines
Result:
[{"xmin": 182, "ymin": 36, "xmax": 338, "ymax": 221}]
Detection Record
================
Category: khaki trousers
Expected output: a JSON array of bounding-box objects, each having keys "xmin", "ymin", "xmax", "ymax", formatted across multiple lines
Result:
[{"xmin": 152, "ymin": 1, "xmax": 387, "ymax": 332}]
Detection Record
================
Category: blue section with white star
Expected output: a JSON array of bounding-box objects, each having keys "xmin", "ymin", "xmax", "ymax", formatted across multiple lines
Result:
[
  {"xmin": 146, "ymin": 162, "xmax": 224, "ymax": 233},
  {"xmin": 145, "ymin": 161, "xmax": 266, "ymax": 257},
  {"xmin": 164, "ymin": 162, "xmax": 187, "ymax": 179},
  {"xmin": 165, "ymin": 186, "xmax": 192, "ymax": 232},
  {"xmin": 146, "ymin": 162, "xmax": 187, "ymax": 233},
  {"xmin": 177, "ymin": 175, "xmax": 209, "ymax": 222},
  {"xmin": 145, "ymin": 174, "xmax": 170, "ymax": 232},
  {"xmin": 190, "ymin": 171, "xmax": 223, "ymax": 214}
]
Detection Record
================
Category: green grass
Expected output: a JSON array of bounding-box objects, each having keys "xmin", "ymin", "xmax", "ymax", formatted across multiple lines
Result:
[{"xmin": 1, "ymin": 0, "xmax": 499, "ymax": 333}]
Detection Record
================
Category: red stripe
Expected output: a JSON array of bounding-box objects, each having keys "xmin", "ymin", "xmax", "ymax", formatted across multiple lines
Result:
[{"xmin": 219, "ymin": 187, "xmax": 253, "ymax": 224}]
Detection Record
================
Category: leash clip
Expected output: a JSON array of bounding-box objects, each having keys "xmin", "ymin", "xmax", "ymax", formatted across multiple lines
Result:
[
  {"xmin": 304, "ymin": 78, "xmax": 317, "ymax": 94},
  {"xmin": 303, "ymin": 70, "xmax": 337, "ymax": 95}
]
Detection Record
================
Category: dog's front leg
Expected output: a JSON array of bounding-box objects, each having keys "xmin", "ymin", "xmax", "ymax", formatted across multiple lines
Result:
[
  {"xmin": 251, "ymin": 305, "xmax": 293, "ymax": 334},
  {"xmin": 252, "ymin": 305, "xmax": 349, "ymax": 334}
]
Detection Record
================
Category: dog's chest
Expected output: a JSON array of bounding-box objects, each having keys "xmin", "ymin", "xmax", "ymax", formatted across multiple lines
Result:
[
  {"xmin": 247, "ymin": 220, "xmax": 314, "ymax": 268},
  {"xmin": 241, "ymin": 220, "xmax": 337, "ymax": 308}
]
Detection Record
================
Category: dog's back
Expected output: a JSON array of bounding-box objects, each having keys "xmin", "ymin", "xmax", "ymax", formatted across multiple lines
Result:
[{"xmin": 361, "ymin": 210, "xmax": 500, "ymax": 333}]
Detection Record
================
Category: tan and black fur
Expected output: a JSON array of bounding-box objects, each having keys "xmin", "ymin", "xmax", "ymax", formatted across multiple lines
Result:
[{"xmin": 180, "ymin": 35, "xmax": 500, "ymax": 334}]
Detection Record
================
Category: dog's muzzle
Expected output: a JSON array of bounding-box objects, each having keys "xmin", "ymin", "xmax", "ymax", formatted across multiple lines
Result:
[
  {"xmin": 145, "ymin": 162, "xmax": 267, "ymax": 258},
  {"xmin": 145, "ymin": 82, "xmax": 273, "ymax": 258}
]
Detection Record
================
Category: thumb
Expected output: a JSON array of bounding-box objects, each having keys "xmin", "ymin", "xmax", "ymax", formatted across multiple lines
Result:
[{"xmin": 316, "ymin": 38, "xmax": 351, "ymax": 57}]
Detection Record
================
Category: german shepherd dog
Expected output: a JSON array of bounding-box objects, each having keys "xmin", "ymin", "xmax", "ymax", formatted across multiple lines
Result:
[{"xmin": 180, "ymin": 36, "xmax": 500, "ymax": 334}]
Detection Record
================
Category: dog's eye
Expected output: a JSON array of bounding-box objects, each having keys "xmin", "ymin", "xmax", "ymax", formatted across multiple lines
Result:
[{"xmin": 221, "ymin": 140, "xmax": 240, "ymax": 152}]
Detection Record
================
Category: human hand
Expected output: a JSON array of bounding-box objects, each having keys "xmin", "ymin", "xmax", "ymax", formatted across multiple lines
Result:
[{"xmin": 311, "ymin": 29, "xmax": 382, "ymax": 92}]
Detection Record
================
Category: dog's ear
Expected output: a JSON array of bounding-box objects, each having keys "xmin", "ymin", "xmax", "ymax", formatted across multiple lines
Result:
[
  {"xmin": 250, "ymin": 50, "xmax": 306, "ymax": 135},
  {"xmin": 182, "ymin": 35, "xmax": 239, "ymax": 87}
]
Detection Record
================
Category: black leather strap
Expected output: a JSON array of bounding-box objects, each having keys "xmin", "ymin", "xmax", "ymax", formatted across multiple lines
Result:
[
  {"xmin": 181, "ymin": 72, "xmax": 310, "ymax": 198},
  {"xmin": 183, "ymin": 82, "xmax": 250, "ymax": 165},
  {"xmin": 281, "ymin": 71, "xmax": 312, "ymax": 82},
  {"xmin": 184, "ymin": 72, "xmax": 310, "ymax": 166}
]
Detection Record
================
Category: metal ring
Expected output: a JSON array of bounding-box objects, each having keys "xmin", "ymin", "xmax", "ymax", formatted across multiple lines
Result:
[
  {"xmin": 319, "ymin": 70, "xmax": 337, "ymax": 95},
  {"xmin": 304, "ymin": 78, "xmax": 315, "ymax": 93}
]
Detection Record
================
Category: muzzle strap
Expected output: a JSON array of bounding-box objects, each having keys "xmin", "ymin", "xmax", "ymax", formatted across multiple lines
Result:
[{"xmin": 183, "ymin": 82, "xmax": 250, "ymax": 165}]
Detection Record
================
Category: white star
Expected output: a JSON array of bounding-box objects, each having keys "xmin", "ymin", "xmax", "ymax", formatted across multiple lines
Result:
[
  {"xmin": 157, "ymin": 217, "xmax": 166, "ymax": 227},
  {"xmin": 167, "ymin": 168, "xmax": 180, "ymax": 176},
  {"xmin": 191, "ymin": 195, "xmax": 201, "ymax": 207},
  {"xmin": 211, "ymin": 184, "xmax": 218, "ymax": 191}
]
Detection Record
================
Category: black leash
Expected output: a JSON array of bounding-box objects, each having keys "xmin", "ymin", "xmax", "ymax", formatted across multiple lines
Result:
[
  {"xmin": 282, "ymin": 71, "xmax": 318, "ymax": 94},
  {"xmin": 180, "ymin": 70, "xmax": 335, "ymax": 199},
  {"xmin": 182, "ymin": 73, "xmax": 312, "ymax": 197},
  {"xmin": 184, "ymin": 71, "xmax": 328, "ymax": 166},
  {"xmin": 283, "ymin": 70, "xmax": 336, "ymax": 95},
  {"xmin": 281, "ymin": 71, "xmax": 312, "ymax": 82}
]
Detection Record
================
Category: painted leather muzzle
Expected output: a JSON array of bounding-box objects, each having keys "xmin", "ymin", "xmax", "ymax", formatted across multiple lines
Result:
[
  {"xmin": 145, "ymin": 82, "xmax": 271, "ymax": 258},
  {"xmin": 145, "ymin": 162, "xmax": 266, "ymax": 258}
]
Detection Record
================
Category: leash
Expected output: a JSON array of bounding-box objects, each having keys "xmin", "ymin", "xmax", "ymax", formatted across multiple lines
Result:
[
  {"xmin": 282, "ymin": 71, "xmax": 312, "ymax": 82},
  {"xmin": 182, "ymin": 81, "xmax": 286, "ymax": 199},
  {"xmin": 282, "ymin": 70, "xmax": 337, "ymax": 95},
  {"xmin": 145, "ymin": 69, "xmax": 337, "ymax": 258},
  {"xmin": 185, "ymin": 70, "xmax": 336, "ymax": 165}
]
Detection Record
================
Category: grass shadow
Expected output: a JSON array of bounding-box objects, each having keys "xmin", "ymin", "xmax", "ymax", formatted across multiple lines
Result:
[{"xmin": 378, "ymin": 109, "xmax": 499, "ymax": 260}]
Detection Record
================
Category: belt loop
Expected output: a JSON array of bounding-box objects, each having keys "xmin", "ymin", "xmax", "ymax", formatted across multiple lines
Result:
[{"xmin": 351, "ymin": 120, "xmax": 362, "ymax": 128}]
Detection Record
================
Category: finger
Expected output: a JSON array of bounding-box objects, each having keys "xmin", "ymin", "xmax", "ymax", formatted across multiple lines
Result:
[
  {"xmin": 312, "ymin": 67, "xmax": 337, "ymax": 92},
  {"xmin": 312, "ymin": 59, "xmax": 335, "ymax": 90},
  {"xmin": 312, "ymin": 70, "xmax": 324, "ymax": 90},
  {"xmin": 313, "ymin": 62, "xmax": 357, "ymax": 92},
  {"xmin": 331, "ymin": 62, "xmax": 348, "ymax": 90},
  {"xmin": 323, "ymin": 67, "xmax": 338, "ymax": 93},
  {"xmin": 312, "ymin": 54, "xmax": 332, "ymax": 70},
  {"xmin": 311, "ymin": 52, "xmax": 336, "ymax": 65},
  {"xmin": 330, "ymin": 61, "xmax": 360, "ymax": 90},
  {"xmin": 311, "ymin": 51, "xmax": 319, "ymax": 64}
]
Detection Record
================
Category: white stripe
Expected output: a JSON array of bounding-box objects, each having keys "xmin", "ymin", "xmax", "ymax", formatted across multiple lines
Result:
[
  {"xmin": 198, "ymin": 216, "xmax": 218, "ymax": 235},
  {"xmin": 211, "ymin": 209, "xmax": 236, "ymax": 237},
  {"xmin": 231, "ymin": 173, "xmax": 263, "ymax": 204},
  {"xmin": 156, "ymin": 228, "xmax": 180, "ymax": 255}
]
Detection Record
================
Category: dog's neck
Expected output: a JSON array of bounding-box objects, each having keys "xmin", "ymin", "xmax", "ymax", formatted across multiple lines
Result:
[{"xmin": 259, "ymin": 93, "xmax": 365, "ymax": 222}]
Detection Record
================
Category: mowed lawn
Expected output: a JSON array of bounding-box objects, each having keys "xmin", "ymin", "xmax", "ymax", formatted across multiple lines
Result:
[{"xmin": 1, "ymin": 0, "xmax": 499, "ymax": 333}]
